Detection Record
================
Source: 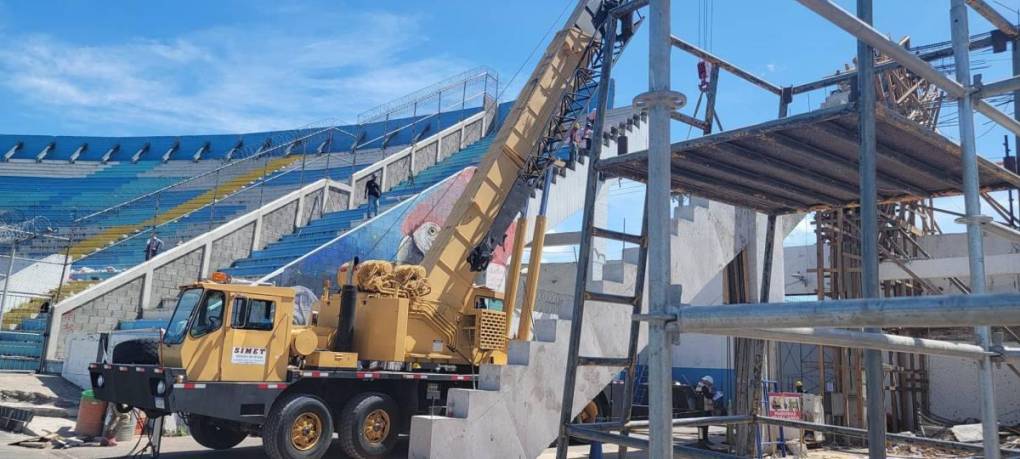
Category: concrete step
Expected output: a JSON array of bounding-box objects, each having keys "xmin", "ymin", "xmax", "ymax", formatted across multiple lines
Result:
[{"xmin": 409, "ymin": 318, "xmax": 627, "ymax": 459}]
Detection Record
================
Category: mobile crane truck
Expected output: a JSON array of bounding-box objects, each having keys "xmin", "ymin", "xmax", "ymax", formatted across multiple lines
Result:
[{"xmin": 87, "ymin": 1, "xmax": 626, "ymax": 457}]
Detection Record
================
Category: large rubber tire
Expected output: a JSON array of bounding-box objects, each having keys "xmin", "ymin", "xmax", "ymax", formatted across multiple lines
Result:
[
  {"xmin": 263, "ymin": 393, "xmax": 334, "ymax": 459},
  {"xmin": 189, "ymin": 414, "xmax": 247, "ymax": 450},
  {"xmin": 339, "ymin": 392, "xmax": 399, "ymax": 459},
  {"xmin": 111, "ymin": 338, "xmax": 160, "ymax": 365}
]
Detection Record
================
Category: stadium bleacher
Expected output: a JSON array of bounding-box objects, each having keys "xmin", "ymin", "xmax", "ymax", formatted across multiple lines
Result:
[
  {"xmin": 0, "ymin": 101, "xmax": 499, "ymax": 369},
  {"xmin": 0, "ymin": 107, "xmax": 481, "ymax": 273},
  {"xmin": 220, "ymin": 135, "xmax": 494, "ymax": 279}
]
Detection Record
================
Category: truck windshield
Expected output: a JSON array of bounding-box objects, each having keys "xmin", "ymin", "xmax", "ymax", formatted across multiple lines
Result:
[{"xmin": 164, "ymin": 288, "xmax": 203, "ymax": 345}]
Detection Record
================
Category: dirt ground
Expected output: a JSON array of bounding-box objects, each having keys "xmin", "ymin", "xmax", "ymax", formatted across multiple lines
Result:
[{"xmin": 0, "ymin": 373, "xmax": 964, "ymax": 458}]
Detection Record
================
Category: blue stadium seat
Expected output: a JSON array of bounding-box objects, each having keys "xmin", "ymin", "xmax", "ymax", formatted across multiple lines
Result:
[{"xmin": 219, "ymin": 135, "xmax": 494, "ymax": 279}]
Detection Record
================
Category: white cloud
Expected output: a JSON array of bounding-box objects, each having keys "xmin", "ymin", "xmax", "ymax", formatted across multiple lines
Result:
[{"xmin": 0, "ymin": 11, "xmax": 473, "ymax": 135}]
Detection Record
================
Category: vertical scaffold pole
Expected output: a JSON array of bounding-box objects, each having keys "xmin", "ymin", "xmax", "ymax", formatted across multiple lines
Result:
[
  {"xmin": 855, "ymin": 0, "xmax": 886, "ymax": 456},
  {"xmin": 950, "ymin": 1, "xmax": 1000, "ymax": 457},
  {"xmin": 645, "ymin": 0, "xmax": 675, "ymax": 456}
]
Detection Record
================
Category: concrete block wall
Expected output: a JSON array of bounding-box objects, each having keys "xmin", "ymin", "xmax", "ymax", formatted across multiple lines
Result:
[
  {"xmin": 46, "ymin": 179, "xmax": 352, "ymax": 362},
  {"xmin": 208, "ymin": 223, "xmax": 256, "ymax": 273},
  {"xmin": 325, "ymin": 188, "xmax": 349, "ymax": 213},
  {"xmin": 412, "ymin": 142, "xmax": 439, "ymax": 175},
  {"xmin": 256, "ymin": 201, "xmax": 300, "ymax": 251},
  {"xmin": 57, "ymin": 277, "xmax": 143, "ymax": 358},
  {"xmin": 147, "ymin": 248, "xmax": 204, "ymax": 309},
  {"xmin": 384, "ymin": 156, "xmax": 411, "ymax": 190},
  {"xmin": 439, "ymin": 131, "xmax": 462, "ymax": 161},
  {"xmin": 297, "ymin": 189, "xmax": 324, "ymax": 227}
]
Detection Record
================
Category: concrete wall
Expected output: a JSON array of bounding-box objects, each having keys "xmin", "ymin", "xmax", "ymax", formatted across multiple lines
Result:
[
  {"xmin": 929, "ymin": 355, "xmax": 1020, "ymax": 424},
  {"xmin": 46, "ymin": 179, "xmax": 352, "ymax": 361},
  {"xmin": 785, "ymin": 231, "xmax": 1020, "ymax": 296},
  {"xmin": 412, "ymin": 141, "xmax": 439, "ymax": 175},
  {"xmin": 439, "ymin": 131, "xmax": 462, "ymax": 160},
  {"xmin": 57, "ymin": 276, "xmax": 143, "ymax": 358},
  {"xmin": 148, "ymin": 248, "xmax": 204, "ymax": 309},
  {"xmin": 297, "ymin": 189, "xmax": 324, "ymax": 227},
  {"xmin": 209, "ymin": 223, "xmax": 256, "ymax": 273},
  {"xmin": 256, "ymin": 201, "xmax": 299, "ymax": 250}
]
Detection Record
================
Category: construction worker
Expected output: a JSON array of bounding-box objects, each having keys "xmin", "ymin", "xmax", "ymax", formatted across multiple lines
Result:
[
  {"xmin": 144, "ymin": 231, "xmax": 163, "ymax": 261},
  {"xmin": 365, "ymin": 174, "xmax": 382, "ymax": 218},
  {"xmin": 795, "ymin": 380, "xmax": 805, "ymax": 393},
  {"xmin": 696, "ymin": 375, "xmax": 725, "ymax": 447}
]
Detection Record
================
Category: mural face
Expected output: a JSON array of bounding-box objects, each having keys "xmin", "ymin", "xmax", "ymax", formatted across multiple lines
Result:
[{"xmin": 267, "ymin": 167, "xmax": 516, "ymax": 293}]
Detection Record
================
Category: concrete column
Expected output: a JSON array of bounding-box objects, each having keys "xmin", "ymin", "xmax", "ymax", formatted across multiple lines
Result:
[
  {"xmin": 139, "ymin": 270, "xmax": 153, "ymax": 313},
  {"xmin": 199, "ymin": 242, "xmax": 212, "ymax": 278}
]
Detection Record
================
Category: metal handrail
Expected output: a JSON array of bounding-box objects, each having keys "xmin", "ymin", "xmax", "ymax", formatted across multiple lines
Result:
[
  {"xmin": 73, "ymin": 147, "xmax": 353, "ymax": 266},
  {"xmin": 73, "ymin": 97, "xmax": 494, "ymax": 267},
  {"xmin": 357, "ymin": 66, "xmax": 497, "ymax": 124},
  {"xmin": 71, "ymin": 124, "xmax": 340, "ymax": 225}
]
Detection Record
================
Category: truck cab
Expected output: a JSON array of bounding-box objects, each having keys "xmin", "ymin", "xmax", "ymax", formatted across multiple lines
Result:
[
  {"xmin": 89, "ymin": 273, "xmax": 483, "ymax": 459},
  {"xmin": 159, "ymin": 281, "xmax": 296, "ymax": 382}
]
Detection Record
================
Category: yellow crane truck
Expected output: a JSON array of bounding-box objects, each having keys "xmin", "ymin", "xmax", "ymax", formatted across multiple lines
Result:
[{"xmin": 88, "ymin": 1, "xmax": 622, "ymax": 457}]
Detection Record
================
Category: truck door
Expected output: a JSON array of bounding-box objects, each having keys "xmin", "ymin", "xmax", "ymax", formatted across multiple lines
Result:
[
  {"xmin": 178, "ymin": 289, "xmax": 228, "ymax": 381},
  {"xmin": 219, "ymin": 294, "xmax": 291, "ymax": 382}
]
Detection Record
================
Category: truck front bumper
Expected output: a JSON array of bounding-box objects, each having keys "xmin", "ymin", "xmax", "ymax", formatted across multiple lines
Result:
[
  {"xmin": 89, "ymin": 363, "xmax": 181, "ymax": 417},
  {"xmin": 88, "ymin": 363, "xmax": 286, "ymax": 424}
]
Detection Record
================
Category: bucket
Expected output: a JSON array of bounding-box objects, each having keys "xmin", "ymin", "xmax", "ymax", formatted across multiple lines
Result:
[{"xmin": 74, "ymin": 390, "xmax": 107, "ymax": 437}]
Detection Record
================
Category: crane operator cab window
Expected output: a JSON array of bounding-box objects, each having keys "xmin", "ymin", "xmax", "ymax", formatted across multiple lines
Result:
[
  {"xmin": 474, "ymin": 296, "xmax": 504, "ymax": 311},
  {"xmin": 231, "ymin": 297, "xmax": 275, "ymax": 330},
  {"xmin": 190, "ymin": 290, "xmax": 225, "ymax": 338},
  {"xmin": 164, "ymin": 288, "xmax": 202, "ymax": 344}
]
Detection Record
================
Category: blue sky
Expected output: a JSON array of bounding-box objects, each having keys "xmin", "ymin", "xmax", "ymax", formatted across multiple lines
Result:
[{"xmin": 1, "ymin": 0, "xmax": 1019, "ymax": 247}]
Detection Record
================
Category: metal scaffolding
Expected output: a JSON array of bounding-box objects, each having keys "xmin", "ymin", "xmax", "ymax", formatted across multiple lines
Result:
[{"xmin": 553, "ymin": 0, "xmax": 1020, "ymax": 457}]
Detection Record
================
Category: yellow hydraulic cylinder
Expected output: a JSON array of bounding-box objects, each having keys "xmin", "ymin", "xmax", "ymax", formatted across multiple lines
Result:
[
  {"xmin": 518, "ymin": 214, "xmax": 547, "ymax": 341},
  {"xmin": 503, "ymin": 215, "xmax": 529, "ymax": 341}
]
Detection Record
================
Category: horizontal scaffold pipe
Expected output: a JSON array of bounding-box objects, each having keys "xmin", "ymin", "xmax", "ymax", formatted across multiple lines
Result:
[
  {"xmin": 700, "ymin": 327, "xmax": 992, "ymax": 360},
  {"xmin": 670, "ymin": 293, "xmax": 1020, "ymax": 331},
  {"xmin": 795, "ymin": 0, "xmax": 1020, "ymax": 137},
  {"xmin": 758, "ymin": 416, "xmax": 1020, "ymax": 454}
]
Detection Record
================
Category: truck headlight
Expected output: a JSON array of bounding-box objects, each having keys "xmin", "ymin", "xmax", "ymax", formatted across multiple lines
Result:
[
  {"xmin": 96, "ymin": 375, "xmax": 105, "ymax": 388},
  {"xmin": 155, "ymin": 380, "xmax": 166, "ymax": 395}
]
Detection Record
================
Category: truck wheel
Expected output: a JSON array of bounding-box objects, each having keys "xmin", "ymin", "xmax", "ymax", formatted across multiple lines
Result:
[
  {"xmin": 111, "ymin": 338, "xmax": 160, "ymax": 365},
  {"xmin": 339, "ymin": 392, "xmax": 399, "ymax": 459},
  {"xmin": 263, "ymin": 394, "xmax": 334, "ymax": 459},
  {"xmin": 189, "ymin": 414, "xmax": 247, "ymax": 450}
]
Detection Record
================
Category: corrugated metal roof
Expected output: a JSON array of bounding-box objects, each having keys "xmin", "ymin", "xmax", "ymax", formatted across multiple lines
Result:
[{"xmin": 597, "ymin": 103, "xmax": 1020, "ymax": 215}]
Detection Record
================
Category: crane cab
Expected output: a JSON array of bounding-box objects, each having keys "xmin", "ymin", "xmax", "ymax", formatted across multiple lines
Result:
[{"xmin": 160, "ymin": 275, "xmax": 297, "ymax": 382}]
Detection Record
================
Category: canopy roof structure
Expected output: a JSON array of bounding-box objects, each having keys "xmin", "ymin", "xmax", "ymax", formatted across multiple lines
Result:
[{"xmin": 597, "ymin": 103, "xmax": 1020, "ymax": 215}]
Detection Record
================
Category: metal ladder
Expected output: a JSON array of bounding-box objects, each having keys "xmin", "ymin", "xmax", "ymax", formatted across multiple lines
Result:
[{"xmin": 553, "ymin": 13, "xmax": 651, "ymax": 458}]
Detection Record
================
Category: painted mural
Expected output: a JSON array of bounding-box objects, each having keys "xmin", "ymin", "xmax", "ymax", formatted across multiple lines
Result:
[{"xmin": 266, "ymin": 167, "xmax": 515, "ymax": 293}]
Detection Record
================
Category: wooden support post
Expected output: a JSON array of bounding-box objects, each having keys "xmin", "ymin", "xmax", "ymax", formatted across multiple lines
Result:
[{"xmin": 503, "ymin": 215, "xmax": 529, "ymax": 340}]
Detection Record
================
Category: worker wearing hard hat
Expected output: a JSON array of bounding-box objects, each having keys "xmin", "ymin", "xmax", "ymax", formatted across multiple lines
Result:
[
  {"xmin": 695, "ymin": 375, "xmax": 726, "ymax": 447},
  {"xmin": 795, "ymin": 380, "xmax": 805, "ymax": 393}
]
